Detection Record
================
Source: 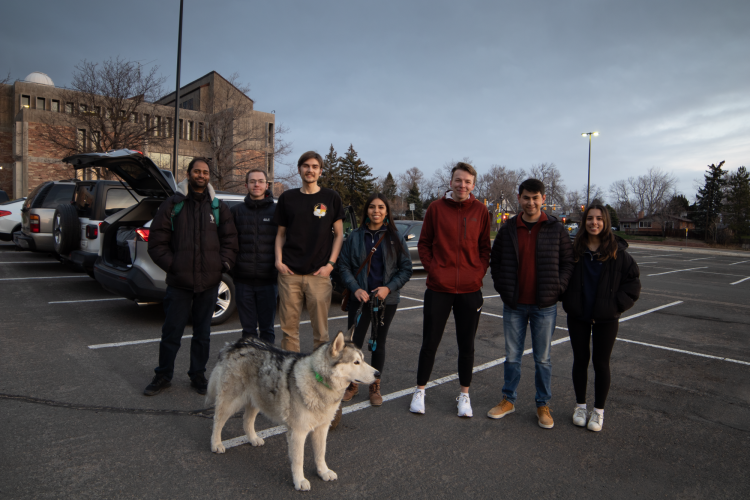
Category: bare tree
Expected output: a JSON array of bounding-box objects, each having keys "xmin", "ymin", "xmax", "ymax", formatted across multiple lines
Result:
[
  {"xmin": 1, "ymin": 72, "xmax": 11, "ymax": 85},
  {"xmin": 39, "ymin": 58, "xmax": 169, "ymax": 175},
  {"xmin": 397, "ymin": 167, "xmax": 425, "ymax": 196},
  {"xmin": 202, "ymin": 73, "xmax": 291, "ymax": 191},
  {"xmin": 608, "ymin": 167, "xmax": 676, "ymax": 220},
  {"xmin": 529, "ymin": 163, "xmax": 566, "ymax": 208},
  {"xmin": 477, "ymin": 164, "xmax": 527, "ymax": 212}
]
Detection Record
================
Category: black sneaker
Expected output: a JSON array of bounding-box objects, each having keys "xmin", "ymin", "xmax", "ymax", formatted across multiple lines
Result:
[
  {"xmin": 191, "ymin": 374, "xmax": 208, "ymax": 395},
  {"xmin": 143, "ymin": 375, "xmax": 171, "ymax": 396}
]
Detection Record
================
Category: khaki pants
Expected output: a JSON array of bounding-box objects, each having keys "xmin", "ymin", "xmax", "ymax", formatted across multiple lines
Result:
[{"xmin": 277, "ymin": 273, "xmax": 332, "ymax": 352}]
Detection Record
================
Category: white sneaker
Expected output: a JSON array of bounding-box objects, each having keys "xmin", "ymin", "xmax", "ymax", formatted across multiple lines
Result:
[
  {"xmin": 573, "ymin": 407, "xmax": 587, "ymax": 427},
  {"xmin": 457, "ymin": 393, "xmax": 473, "ymax": 417},
  {"xmin": 410, "ymin": 390, "xmax": 425, "ymax": 414},
  {"xmin": 587, "ymin": 411, "xmax": 603, "ymax": 431}
]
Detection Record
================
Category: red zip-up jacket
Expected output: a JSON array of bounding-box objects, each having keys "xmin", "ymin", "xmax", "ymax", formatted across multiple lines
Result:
[{"xmin": 418, "ymin": 191, "xmax": 491, "ymax": 293}]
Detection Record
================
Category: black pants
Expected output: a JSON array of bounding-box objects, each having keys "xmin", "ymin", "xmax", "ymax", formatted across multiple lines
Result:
[
  {"xmin": 347, "ymin": 299, "xmax": 397, "ymax": 373},
  {"xmin": 155, "ymin": 285, "xmax": 219, "ymax": 380},
  {"xmin": 416, "ymin": 289, "xmax": 483, "ymax": 387},
  {"xmin": 567, "ymin": 315, "xmax": 619, "ymax": 409}
]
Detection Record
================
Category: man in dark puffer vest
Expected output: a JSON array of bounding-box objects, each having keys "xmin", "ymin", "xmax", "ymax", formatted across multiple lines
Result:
[
  {"xmin": 231, "ymin": 168, "xmax": 278, "ymax": 343},
  {"xmin": 144, "ymin": 158, "xmax": 238, "ymax": 397},
  {"xmin": 487, "ymin": 178, "xmax": 574, "ymax": 429}
]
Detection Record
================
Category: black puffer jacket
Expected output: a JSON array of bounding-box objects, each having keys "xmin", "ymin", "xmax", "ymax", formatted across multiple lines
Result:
[
  {"xmin": 148, "ymin": 180, "xmax": 238, "ymax": 293},
  {"xmin": 230, "ymin": 190, "xmax": 277, "ymax": 286},
  {"xmin": 490, "ymin": 214, "xmax": 574, "ymax": 309},
  {"xmin": 562, "ymin": 236, "xmax": 641, "ymax": 320}
]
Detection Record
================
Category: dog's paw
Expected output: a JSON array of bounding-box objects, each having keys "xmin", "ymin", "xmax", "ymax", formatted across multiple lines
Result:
[
  {"xmin": 318, "ymin": 469, "xmax": 338, "ymax": 482},
  {"xmin": 248, "ymin": 436, "xmax": 265, "ymax": 447},
  {"xmin": 294, "ymin": 478, "xmax": 311, "ymax": 491},
  {"xmin": 211, "ymin": 442, "xmax": 226, "ymax": 454}
]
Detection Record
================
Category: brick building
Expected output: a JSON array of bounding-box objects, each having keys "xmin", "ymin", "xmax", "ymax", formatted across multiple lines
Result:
[{"xmin": 0, "ymin": 71, "xmax": 276, "ymax": 198}]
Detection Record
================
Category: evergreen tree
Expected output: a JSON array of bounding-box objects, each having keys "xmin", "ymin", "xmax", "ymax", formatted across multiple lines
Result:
[
  {"xmin": 693, "ymin": 161, "xmax": 727, "ymax": 240},
  {"xmin": 726, "ymin": 166, "xmax": 750, "ymax": 242},
  {"xmin": 319, "ymin": 144, "xmax": 346, "ymax": 199},
  {"xmin": 605, "ymin": 204, "xmax": 619, "ymax": 227},
  {"xmin": 382, "ymin": 172, "xmax": 397, "ymax": 201},
  {"xmin": 406, "ymin": 182, "xmax": 424, "ymax": 219},
  {"xmin": 339, "ymin": 144, "xmax": 376, "ymax": 211}
]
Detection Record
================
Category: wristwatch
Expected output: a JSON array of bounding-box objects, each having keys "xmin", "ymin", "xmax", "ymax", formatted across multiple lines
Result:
[{"xmin": 327, "ymin": 260, "xmax": 336, "ymax": 268}]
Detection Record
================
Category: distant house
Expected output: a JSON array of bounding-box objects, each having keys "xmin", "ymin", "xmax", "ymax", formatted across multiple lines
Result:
[{"xmin": 619, "ymin": 211, "xmax": 695, "ymax": 235}]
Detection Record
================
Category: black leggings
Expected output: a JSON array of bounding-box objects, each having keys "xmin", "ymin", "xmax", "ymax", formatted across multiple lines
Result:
[
  {"xmin": 416, "ymin": 289, "xmax": 483, "ymax": 387},
  {"xmin": 347, "ymin": 300, "xmax": 397, "ymax": 374},
  {"xmin": 567, "ymin": 316, "xmax": 619, "ymax": 409}
]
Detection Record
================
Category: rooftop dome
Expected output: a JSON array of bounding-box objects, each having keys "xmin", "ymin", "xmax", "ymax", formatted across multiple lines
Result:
[{"xmin": 24, "ymin": 72, "xmax": 54, "ymax": 86}]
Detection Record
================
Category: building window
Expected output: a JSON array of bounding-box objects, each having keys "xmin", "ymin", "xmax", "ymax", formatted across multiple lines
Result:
[
  {"xmin": 198, "ymin": 122, "xmax": 205, "ymax": 141},
  {"xmin": 79, "ymin": 103, "xmax": 87, "ymax": 114},
  {"xmin": 95, "ymin": 106, "xmax": 102, "ymax": 116},
  {"xmin": 65, "ymin": 102, "xmax": 74, "ymax": 114},
  {"xmin": 153, "ymin": 116, "xmax": 161, "ymax": 137},
  {"xmin": 21, "ymin": 95, "xmax": 30, "ymax": 108},
  {"xmin": 129, "ymin": 112, "xmax": 137, "ymax": 123},
  {"xmin": 267, "ymin": 123, "xmax": 273, "ymax": 147},
  {"xmin": 186, "ymin": 121, "xmax": 194, "ymax": 141},
  {"xmin": 77, "ymin": 129, "xmax": 87, "ymax": 151},
  {"xmin": 621, "ymin": 223, "xmax": 630, "ymax": 229},
  {"xmin": 639, "ymin": 221, "xmax": 652, "ymax": 228},
  {"xmin": 51, "ymin": 100, "xmax": 60, "ymax": 112},
  {"xmin": 91, "ymin": 131, "xmax": 101, "ymax": 150},
  {"xmin": 179, "ymin": 119, "xmax": 184, "ymax": 139},
  {"xmin": 105, "ymin": 108, "xmax": 112, "ymax": 119},
  {"xmin": 36, "ymin": 97, "xmax": 46, "ymax": 110},
  {"xmin": 180, "ymin": 98, "xmax": 193, "ymax": 110},
  {"xmin": 166, "ymin": 117, "xmax": 172, "ymax": 138}
]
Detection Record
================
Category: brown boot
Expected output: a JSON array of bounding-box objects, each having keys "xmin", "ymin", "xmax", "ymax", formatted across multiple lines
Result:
[
  {"xmin": 369, "ymin": 380, "xmax": 383, "ymax": 406},
  {"xmin": 342, "ymin": 382, "xmax": 358, "ymax": 402}
]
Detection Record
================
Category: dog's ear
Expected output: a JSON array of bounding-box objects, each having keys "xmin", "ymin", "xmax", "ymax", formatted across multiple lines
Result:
[{"xmin": 330, "ymin": 331, "xmax": 345, "ymax": 357}]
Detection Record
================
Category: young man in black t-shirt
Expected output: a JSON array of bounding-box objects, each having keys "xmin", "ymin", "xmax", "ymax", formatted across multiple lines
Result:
[{"xmin": 273, "ymin": 151, "xmax": 344, "ymax": 352}]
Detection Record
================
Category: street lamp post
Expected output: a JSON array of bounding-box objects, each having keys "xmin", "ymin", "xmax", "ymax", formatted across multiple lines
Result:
[
  {"xmin": 581, "ymin": 131, "xmax": 599, "ymax": 207},
  {"xmin": 172, "ymin": 0, "xmax": 184, "ymax": 177}
]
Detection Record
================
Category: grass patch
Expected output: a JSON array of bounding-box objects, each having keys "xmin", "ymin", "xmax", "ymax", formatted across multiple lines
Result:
[{"xmin": 614, "ymin": 231, "xmax": 664, "ymax": 242}]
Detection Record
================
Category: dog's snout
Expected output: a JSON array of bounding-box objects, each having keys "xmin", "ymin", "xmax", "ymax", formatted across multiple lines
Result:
[{"xmin": 374, "ymin": 371, "xmax": 381, "ymax": 379}]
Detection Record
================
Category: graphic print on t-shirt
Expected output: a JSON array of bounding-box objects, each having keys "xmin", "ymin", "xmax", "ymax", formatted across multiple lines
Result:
[{"xmin": 313, "ymin": 203, "xmax": 327, "ymax": 218}]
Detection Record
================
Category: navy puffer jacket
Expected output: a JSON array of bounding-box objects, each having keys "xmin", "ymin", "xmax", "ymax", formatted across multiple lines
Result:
[
  {"xmin": 230, "ymin": 191, "xmax": 277, "ymax": 286},
  {"xmin": 337, "ymin": 226, "xmax": 413, "ymax": 305},
  {"xmin": 490, "ymin": 214, "xmax": 574, "ymax": 309}
]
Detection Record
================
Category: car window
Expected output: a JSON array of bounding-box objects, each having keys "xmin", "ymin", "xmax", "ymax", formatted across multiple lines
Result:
[
  {"xmin": 395, "ymin": 223, "xmax": 409, "ymax": 236},
  {"xmin": 24, "ymin": 182, "xmax": 48, "ymax": 210},
  {"xmin": 105, "ymin": 188, "xmax": 142, "ymax": 217},
  {"xmin": 222, "ymin": 200, "xmax": 243, "ymax": 209},
  {"xmin": 41, "ymin": 184, "xmax": 76, "ymax": 209},
  {"xmin": 396, "ymin": 222, "xmax": 422, "ymax": 240}
]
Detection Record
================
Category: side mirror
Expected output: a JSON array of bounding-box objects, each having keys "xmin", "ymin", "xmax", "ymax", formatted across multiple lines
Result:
[{"xmin": 406, "ymin": 234, "xmax": 415, "ymax": 241}]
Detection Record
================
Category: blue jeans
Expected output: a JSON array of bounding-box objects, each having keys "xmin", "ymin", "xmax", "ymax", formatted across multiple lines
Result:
[
  {"xmin": 235, "ymin": 283, "xmax": 278, "ymax": 344},
  {"xmin": 155, "ymin": 285, "xmax": 219, "ymax": 380},
  {"xmin": 502, "ymin": 303, "xmax": 557, "ymax": 407}
]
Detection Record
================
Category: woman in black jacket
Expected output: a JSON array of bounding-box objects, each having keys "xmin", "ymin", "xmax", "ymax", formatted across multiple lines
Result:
[{"xmin": 562, "ymin": 204, "xmax": 641, "ymax": 432}]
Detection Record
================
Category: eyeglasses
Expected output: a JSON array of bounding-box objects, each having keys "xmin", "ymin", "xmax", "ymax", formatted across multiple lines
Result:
[{"xmin": 247, "ymin": 180, "xmax": 267, "ymax": 185}]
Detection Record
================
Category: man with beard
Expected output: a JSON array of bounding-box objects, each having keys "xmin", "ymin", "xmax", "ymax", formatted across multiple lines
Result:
[{"xmin": 144, "ymin": 158, "xmax": 238, "ymax": 396}]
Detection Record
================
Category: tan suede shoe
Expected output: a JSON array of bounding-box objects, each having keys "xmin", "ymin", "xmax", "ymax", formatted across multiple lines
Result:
[
  {"xmin": 487, "ymin": 396, "xmax": 515, "ymax": 419},
  {"xmin": 342, "ymin": 382, "xmax": 358, "ymax": 402},
  {"xmin": 369, "ymin": 380, "xmax": 383, "ymax": 406},
  {"xmin": 537, "ymin": 405, "xmax": 554, "ymax": 429}
]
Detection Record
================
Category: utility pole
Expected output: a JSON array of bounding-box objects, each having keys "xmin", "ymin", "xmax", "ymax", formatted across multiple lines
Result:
[{"xmin": 172, "ymin": 0, "xmax": 184, "ymax": 178}]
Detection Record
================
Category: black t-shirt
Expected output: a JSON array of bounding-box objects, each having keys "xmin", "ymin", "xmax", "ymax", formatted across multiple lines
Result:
[
  {"xmin": 273, "ymin": 187, "xmax": 344, "ymax": 275},
  {"xmin": 522, "ymin": 218, "xmax": 537, "ymax": 231}
]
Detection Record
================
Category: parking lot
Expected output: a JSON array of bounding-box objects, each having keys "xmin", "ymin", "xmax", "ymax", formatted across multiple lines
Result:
[{"xmin": 1, "ymin": 241, "xmax": 749, "ymax": 499}]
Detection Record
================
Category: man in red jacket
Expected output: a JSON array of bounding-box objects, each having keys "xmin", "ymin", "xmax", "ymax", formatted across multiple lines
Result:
[{"xmin": 409, "ymin": 162, "xmax": 491, "ymax": 417}]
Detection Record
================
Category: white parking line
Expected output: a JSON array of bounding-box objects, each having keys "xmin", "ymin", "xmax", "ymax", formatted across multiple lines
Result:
[
  {"xmin": 0, "ymin": 261, "xmax": 59, "ymax": 264},
  {"xmin": 617, "ymin": 338, "xmax": 750, "ymax": 366},
  {"xmin": 0, "ymin": 275, "xmax": 87, "ymax": 281},
  {"xmin": 88, "ymin": 305, "xmax": 427, "ymax": 349},
  {"xmin": 728, "ymin": 260, "xmax": 750, "ymax": 266},
  {"xmin": 222, "ymin": 301, "xmax": 686, "ymax": 450},
  {"xmin": 617, "ymin": 301, "xmax": 683, "ymax": 321},
  {"xmin": 647, "ymin": 267, "xmax": 708, "ymax": 277},
  {"xmin": 686, "ymin": 257, "xmax": 714, "ymax": 261},
  {"xmin": 50, "ymin": 298, "xmax": 127, "ymax": 304},
  {"xmin": 730, "ymin": 277, "xmax": 750, "ymax": 285}
]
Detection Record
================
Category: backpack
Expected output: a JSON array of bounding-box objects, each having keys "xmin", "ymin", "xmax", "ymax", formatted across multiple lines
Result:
[{"xmin": 170, "ymin": 197, "xmax": 220, "ymax": 230}]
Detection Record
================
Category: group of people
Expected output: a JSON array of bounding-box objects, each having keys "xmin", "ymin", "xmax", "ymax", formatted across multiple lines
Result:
[{"xmin": 141, "ymin": 151, "xmax": 641, "ymax": 433}]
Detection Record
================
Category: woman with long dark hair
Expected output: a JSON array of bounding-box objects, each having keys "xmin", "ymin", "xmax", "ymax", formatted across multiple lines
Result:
[
  {"xmin": 337, "ymin": 193, "xmax": 413, "ymax": 405},
  {"xmin": 562, "ymin": 204, "xmax": 641, "ymax": 431}
]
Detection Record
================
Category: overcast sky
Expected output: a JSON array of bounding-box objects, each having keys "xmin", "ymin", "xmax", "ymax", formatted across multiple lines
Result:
[{"xmin": 3, "ymin": 0, "xmax": 749, "ymax": 200}]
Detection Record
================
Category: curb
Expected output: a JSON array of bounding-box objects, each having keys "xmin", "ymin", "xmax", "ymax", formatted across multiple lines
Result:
[{"xmin": 628, "ymin": 243, "xmax": 750, "ymax": 258}]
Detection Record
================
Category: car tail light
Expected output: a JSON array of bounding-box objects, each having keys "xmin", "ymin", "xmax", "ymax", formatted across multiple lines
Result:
[
  {"xmin": 135, "ymin": 228, "xmax": 149, "ymax": 242},
  {"xmin": 0, "ymin": 210, "xmax": 11, "ymax": 217},
  {"xmin": 30, "ymin": 214, "xmax": 40, "ymax": 233},
  {"xmin": 86, "ymin": 224, "xmax": 98, "ymax": 239}
]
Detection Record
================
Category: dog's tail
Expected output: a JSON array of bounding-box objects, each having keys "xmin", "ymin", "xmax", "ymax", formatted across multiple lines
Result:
[{"xmin": 205, "ymin": 363, "xmax": 224, "ymax": 407}]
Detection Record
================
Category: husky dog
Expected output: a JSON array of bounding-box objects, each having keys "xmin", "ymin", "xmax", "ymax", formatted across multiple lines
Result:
[{"xmin": 206, "ymin": 331, "xmax": 380, "ymax": 491}]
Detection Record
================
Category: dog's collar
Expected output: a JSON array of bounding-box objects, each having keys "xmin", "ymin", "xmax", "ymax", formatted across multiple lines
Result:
[{"xmin": 313, "ymin": 370, "xmax": 331, "ymax": 390}]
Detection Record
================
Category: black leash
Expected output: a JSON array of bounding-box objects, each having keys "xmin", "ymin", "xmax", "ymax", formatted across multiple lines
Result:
[{"xmin": 368, "ymin": 296, "xmax": 386, "ymax": 352}]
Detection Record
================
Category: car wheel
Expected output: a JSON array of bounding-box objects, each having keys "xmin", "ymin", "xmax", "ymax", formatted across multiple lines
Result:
[
  {"xmin": 211, "ymin": 273, "xmax": 236, "ymax": 325},
  {"xmin": 53, "ymin": 204, "xmax": 80, "ymax": 255}
]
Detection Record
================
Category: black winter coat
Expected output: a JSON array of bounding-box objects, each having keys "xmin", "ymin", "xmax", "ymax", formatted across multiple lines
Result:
[
  {"xmin": 562, "ymin": 236, "xmax": 641, "ymax": 321},
  {"xmin": 148, "ymin": 180, "xmax": 238, "ymax": 293},
  {"xmin": 490, "ymin": 214, "xmax": 575, "ymax": 309},
  {"xmin": 230, "ymin": 191, "xmax": 277, "ymax": 286}
]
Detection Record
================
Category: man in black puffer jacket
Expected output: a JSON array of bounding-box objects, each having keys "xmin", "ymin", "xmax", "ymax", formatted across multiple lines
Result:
[
  {"xmin": 487, "ymin": 179, "xmax": 574, "ymax": 429},
  {"xmin": 231, "ymin": 169, "xmax": 278, "ymax": 343},
  {"xmin": 144, "ymin": 158, "xmax": 238, "ymax": 397}
]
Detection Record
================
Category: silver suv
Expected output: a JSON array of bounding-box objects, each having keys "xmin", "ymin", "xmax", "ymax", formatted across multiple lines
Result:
[
  {"xmin": 14, "ymin": 180, "xmax": 77, "ymax": 252},
  {"xmin": 64, "ymin": 150, "xmax": 244, "ymax": 325}
]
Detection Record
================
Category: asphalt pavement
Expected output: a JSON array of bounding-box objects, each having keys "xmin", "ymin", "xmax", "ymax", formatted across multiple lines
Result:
[{"xmin": 1, "ymin": 241, "xmax": 749, "ymax": 499}]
